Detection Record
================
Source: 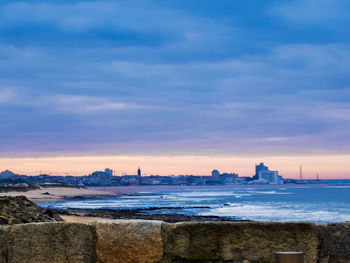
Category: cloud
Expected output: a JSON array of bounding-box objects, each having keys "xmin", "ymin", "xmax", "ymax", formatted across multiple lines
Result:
[
  {"xmin": 271, "ymin": 0, "xmax": 350, "ymax": 23},
  {"xmin": 0, "ymin": 1, "xmax": 350, "ymax": 157},
  {"xmin": 49, "ymin": 94, "xmax": 168, "ymax": 114},
  {"xmin": 0, "ymin": 88, "xmax": 14, "ymax": 103}
]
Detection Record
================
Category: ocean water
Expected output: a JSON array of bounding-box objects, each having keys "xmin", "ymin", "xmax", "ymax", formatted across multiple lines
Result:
[{"xmin": 38, "ymin": 185, "xmax": 350, "ymax": 223}]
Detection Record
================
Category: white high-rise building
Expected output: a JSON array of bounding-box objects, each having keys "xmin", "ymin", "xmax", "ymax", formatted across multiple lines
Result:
[{"xmin": 253, "ymin": 163, "xmax": 283, "ymax": 184}]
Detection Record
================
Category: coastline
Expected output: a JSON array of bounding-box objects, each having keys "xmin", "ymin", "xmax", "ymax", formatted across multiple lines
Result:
[
  {"xmin": 52, "ymin": 206, "xmax": 241, "ymax": 223},
  {"xmin": 0, "ymin": 186, "xmax": 117, "ymax": 202},
  {"xmin": 2, "ymin": 183, "xmax": 350, "ymax": 223},
  {"xmin": 0, "ymin": 183, "xmax": 346, "ymax": 203},
  {"xmin": 0, "ymin": 183, "xmax": 331, "ymax": 203}
]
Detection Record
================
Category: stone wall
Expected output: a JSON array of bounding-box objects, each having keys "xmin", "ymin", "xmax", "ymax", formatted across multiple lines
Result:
[{"xmin": 0, "ymin": 220, "xmax": 349, "ymax": 263}]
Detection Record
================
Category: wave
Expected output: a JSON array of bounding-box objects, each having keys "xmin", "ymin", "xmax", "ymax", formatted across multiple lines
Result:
[{"xmin": 201, "ymin": 203, "xmax": 350, "ymax": 223}]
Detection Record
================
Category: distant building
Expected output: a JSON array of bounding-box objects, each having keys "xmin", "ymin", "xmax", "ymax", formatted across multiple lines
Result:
[
  {"xmin": 90, "ymin": 168, "xmax": 113, "ymax": 178},
  {"xmin": 211, "ymin": 169, "xmax": 238, "ymax": 184},
  {"xmin": 121, "ymin": 168, "xmax": 142, "ymax": 185},
  {"xmin": 0, "ymin": 163, "xmax": 289, "ymax": 187},
  {"xmin": 105, "ymin": 168, "xmax": 113, "ymax": 177},
  {"xmin": 137, "ymin": 167, "xmax": 141, "ymax": 177},
  {"xmin": 254, "ymin": 163, "xmax": 269, "ymax": 179},
  {"xmin": 211, "ymin": 169, "xmax": 220, "ymax": 181},
  {"xmin": 253, "ymin": 163, "xmax": 283, "ymax": 184}
]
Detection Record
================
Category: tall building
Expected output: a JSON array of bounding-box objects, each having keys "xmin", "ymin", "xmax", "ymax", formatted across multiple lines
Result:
[
  {"xmin": 137, "ymin": 167, "xmax": 141, "ymax": 177},
  {"xmin": 254, "ymin": 163, "xmax": 269, "ymax": 179},
  {"xmin": 253, "ymin": 163, "xmax": 283, "ymax": 184}
]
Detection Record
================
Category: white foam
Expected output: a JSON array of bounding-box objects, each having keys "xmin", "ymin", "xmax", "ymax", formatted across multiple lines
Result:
[
  {"xmin": 39, "ymin": 186, "xmax": 350, "ymax": 222},
  {"xmin": 244, "ymin": 190, "xmax": 292, "ymax": 195},
  {"xmin": 324, "ymin": 186, "xmax": 350, "ymax": 189},
  {"xmin": 174, "ymin": 191, "xmax": 237, "ymax": 197},
  {"xmin": 200, "ymin": 202, "xmax": 350, "ymax": 222}
]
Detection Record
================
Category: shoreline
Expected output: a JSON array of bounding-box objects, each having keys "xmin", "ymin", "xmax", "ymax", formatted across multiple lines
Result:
[
  {"xmin": 0, "ymin": 186, "xmax": 118, "ymax": 202},
  {"xmin": 88, "ymin": 183, "xmax": 349, "ymax": 193},
  {"xmin": 1, "ymin": 183, "xmax": 350, "ymax": 223},
  {"xmin": 52, "ymin": 206, "xmax": 244, "ymax": 223},
  {"xmin": 0, "ymin": 183, "xmax": 347, "ymax": 203}
]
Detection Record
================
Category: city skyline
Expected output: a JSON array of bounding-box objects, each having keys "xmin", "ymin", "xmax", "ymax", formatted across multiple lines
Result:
[
  {"xmin": 1, "ymin": 1, "xmax": 350, "ymax": 178},
  {"xmin": 1, "ymin": 154, "xmax": 349, "ymax": 179}
]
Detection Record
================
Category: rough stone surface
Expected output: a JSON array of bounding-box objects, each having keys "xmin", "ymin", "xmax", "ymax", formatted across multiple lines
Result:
[
  {"xmin": 0, "ymin": 220, "xmax": 350, "ymax": 263},
  {"xmin": 318, "ymin": 223, "xmax": 350, "ymax": 263},
  {"xmin": 96, "ymin": 220, "xmax": 163, "ymax": 263},
  {"xmin": 0, "ymin": 196, "xmax": 62, "ymax": 225},
  {"xmin": 0, "ymin": 226, "xmax": 9, "ymax": 262},
  {"xmin": 6, "ymin": 222, "xmax": 96, "ymax": 263},
  {"xmin": 162, "ymin": 222, "xmax": 319, "ymax": 263}
]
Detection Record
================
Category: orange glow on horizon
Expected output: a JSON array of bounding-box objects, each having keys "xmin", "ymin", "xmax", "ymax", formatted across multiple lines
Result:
[{"xmin": 0, "ymin": 154, "xmax": 349, "ymax": 179}]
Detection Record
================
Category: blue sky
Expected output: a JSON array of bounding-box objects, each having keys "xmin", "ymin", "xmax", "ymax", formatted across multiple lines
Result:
[{"xmin": 1, "ymin": 0, "xmax": 350, "ymax": 159}]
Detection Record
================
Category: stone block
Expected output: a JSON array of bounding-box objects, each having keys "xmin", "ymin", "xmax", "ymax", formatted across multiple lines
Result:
[
  {"xmin": 0, "ymin": 226, "xmax": 9, "ymax": 263},
  {"xmin": 6, "ymin": 222, "xmax": 96, "ymax": 263},
  {"xmin": 162, "ymin": 222, "xmax": 319, "ymax": 263},
  {"xmin": 318, "ymin": 223, "xmax": 350, "ymax": 263},
  {"xmin": 96, "ymin": 220, "xmax": 163, "ymax": 263}
]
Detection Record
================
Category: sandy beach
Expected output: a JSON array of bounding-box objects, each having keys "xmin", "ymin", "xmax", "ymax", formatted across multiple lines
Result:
[{"xmin": 0, "ymin": 186, "xmax": 116, "ymax": 202}]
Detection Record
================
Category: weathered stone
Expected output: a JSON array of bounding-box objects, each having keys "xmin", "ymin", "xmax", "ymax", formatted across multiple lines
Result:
[
  {"xmin": 7, "ymin": 222, "xmax": 96, "ymax": 263},
  {"xmin": 0, "ymin": 196, "xmax": 62, "ymax": 225},
  {"xmin": 162, "ymin": 222, "xmax": 319, "ymax": 263},
  {"xmin": 0, "ymin": 226, "xmax": 9, "ymax": 263},
  {"xmin": 96, "ymin": 220, "xmax": 163, "ymax": 263},
  {"xmin": 318, "ymin": 223, "xmax": 350, "ymax": 263}
]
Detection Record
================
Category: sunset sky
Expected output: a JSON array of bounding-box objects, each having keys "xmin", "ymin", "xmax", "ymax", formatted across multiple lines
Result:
[{"xmin": 1, "ymin": 0, "xmax": 350, "ymax": 178}]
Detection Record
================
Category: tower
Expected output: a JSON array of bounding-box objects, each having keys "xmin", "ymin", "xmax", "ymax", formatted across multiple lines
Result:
[
  {"xmin": 137, "ymin": 167, "xmax": 141, "ymax": 177},
  {"xmin": 299, "ymin": 165, "xmax": 303, "ymax": 180},
  {"xmin": 254, "ymin": 163, "xmax": 268, "ymax": 179}
]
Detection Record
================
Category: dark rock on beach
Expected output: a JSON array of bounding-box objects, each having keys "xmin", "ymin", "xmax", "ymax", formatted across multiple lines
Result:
[
  {"xmin": 0, "ymin": 183, "xmax": 84, "ymax": 193},
  {"xmin": 0, "ymin": 196, "xmax": 62, "ymax": 225},
  {"xmin": 53, "ymin": 207, "xmax": 244, "ymax": 223},
  {"xmin": 0, "ymin": 183, "xmax": 40, "ymax": 193}
]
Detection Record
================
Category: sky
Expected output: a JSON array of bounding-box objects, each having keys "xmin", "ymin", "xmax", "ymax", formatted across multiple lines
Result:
[{"xmin": 0, "ymin": 0, "xmax": 350, "ymax": 178}]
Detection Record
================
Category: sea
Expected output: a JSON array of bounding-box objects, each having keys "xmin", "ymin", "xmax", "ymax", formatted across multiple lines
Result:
[{"xmin": 38, "ymin": 183, "xmax": 350, "ymax": 223}]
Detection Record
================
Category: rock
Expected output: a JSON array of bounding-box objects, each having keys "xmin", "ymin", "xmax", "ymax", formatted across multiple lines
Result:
[
  {"xmin": 162, "ymin": 222, "xmax": 319, "ymax": 263},
  {"xmin": 0, "ymin": 183, "xmax": 40, "ymax": 193},
  {"xmin": 96, "ymin": 220, "xmax": 163, "ymax": 263},
  {"xmin": 6, "ymin": 222, "xmax": 96, "ymax": 263},
  {"xmin": 0, "ymin": 226, "xmax": 8, "ymax": 262},
  {"xmin": 318, "ymin": 223, "xmax": 350, "ymax": 263},
  {"xmin": 0, "ymin": 196, "xmax": 62, "ymax": 225}
]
